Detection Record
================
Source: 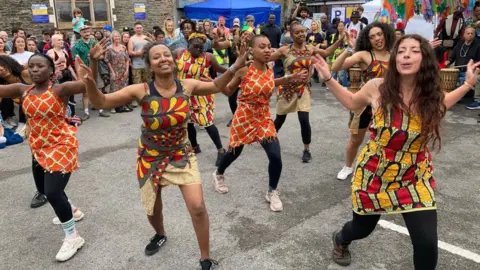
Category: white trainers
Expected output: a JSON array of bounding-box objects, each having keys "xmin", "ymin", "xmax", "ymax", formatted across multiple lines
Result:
[
  {"xmin": 337, "ymin": 166, "xmax": 353, "ymax": 180},
  {"xmin": 265, "ymin": 190, "xmax": 283, "ymax": 212},
  {"xmin": 53, "ymin": 209, "xmax": 85, "ymax": 225},
  {"xmin": 55, "ymin": 235, "xmax": 85, "ymax": 262},
  {"xmin": 212, "ymin": 171, "xmax": 229, "ymax": 194}
]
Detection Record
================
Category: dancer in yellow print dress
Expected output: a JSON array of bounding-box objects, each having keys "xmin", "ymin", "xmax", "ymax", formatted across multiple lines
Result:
[{"xmin": 313, "ymin": 34, "xmax": 480, "ymax": 269}]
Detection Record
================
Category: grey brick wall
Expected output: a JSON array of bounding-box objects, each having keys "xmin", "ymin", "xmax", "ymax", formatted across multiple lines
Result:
[
  {"xmin": 113, "ymin": 0, "xmax": 176, "ymax": 31},
  {"xmin": 0, "ymin": 0, "xmax": 54, "ymax": 37}
]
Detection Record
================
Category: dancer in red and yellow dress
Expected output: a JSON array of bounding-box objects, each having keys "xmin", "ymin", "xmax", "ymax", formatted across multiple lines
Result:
[
  {"xmin": 0, "ymin": 52, "xmax": 95, "ymax": 262},
  {"xmin": 269, "ymin": 21, "xmax": 344, "ymax": 163},
  {"xmin": 82, "ymin": 41, "xmax": 250, "ymax": 269},
  {"xmin": 330, "ymin": 22, "xmax": 393, "ymax": 180},
  {"xmin": 213, "ymin": 35, "xmax": 307, "ymax": 212},
  {"xmin": 313, "ymin": 34, "xmax": 480, "ymax": 269},
  {"xmin": 174, "ymin": 32, "xmax": 228, "ymax": 166}
]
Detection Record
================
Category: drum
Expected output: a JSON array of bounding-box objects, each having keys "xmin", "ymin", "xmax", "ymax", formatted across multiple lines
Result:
[
  {"xmin": 349, "ymin": 67, "xmax": 362, "ymax": 88},
  {"xmin": 349, "ymin": 86, "xmax": 361, "ymax": 93},
  {"xmin": 440, "ymin": 68, "xmax": 459, "ymax": 92}
]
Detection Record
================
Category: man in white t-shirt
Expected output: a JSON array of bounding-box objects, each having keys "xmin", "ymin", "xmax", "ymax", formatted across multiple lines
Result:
[
  {"xmin": 346, "ymin": 11, "xmax": 366, "ymax": 40},
  {"xmin": 292, "ymin": 3, "xmax": 313, "ymax": 30}
]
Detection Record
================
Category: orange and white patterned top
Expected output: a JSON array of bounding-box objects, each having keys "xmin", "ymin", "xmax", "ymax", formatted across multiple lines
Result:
[
  {"xmin": 23, "ymin": 85, "xmax": 78, "ymax": 173},
  {"xmin": 228, "ymin": 64, "xmax": 277, "ymax": 149}
]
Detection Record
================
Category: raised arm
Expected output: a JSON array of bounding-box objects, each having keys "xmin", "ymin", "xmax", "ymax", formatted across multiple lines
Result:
[
  {"xmin": 315, "ymin": 34, "xmax": 344, "ymax": 58},
  {"xmin": 313, "ymin": 55, "xmax": 373, "ymax": 110},
  {"xmin": 225, "ymin": 67, "xmax": 247, "ymax": 96},
  {"xmin": 207, "ymin": 53, "xmax": 228, "ymax": 74},
  {"xmin": 269, "ymin": 46, "xmax": 286, "ymax": 61},
  {"xmin": 0, "ymin": 83, "xmax": 28, "ymax": 98},
  {"xmin": 291, "ymin": 4, "xmax": 300, "ymax": 20},
  {"xmin": 444, "ymin": 60, "xmax": 480, "ymax": 109},
  {"xmin": 331, "ymin": 50, "xmax": 363, "ymax": 72}
]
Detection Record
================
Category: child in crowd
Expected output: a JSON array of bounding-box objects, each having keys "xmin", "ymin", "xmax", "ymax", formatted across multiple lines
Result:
[{"xmin": 72, "ymin": 8, "xmax": 85, "ymax": 41}]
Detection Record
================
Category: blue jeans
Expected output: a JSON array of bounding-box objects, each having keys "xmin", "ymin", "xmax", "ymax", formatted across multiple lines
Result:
[
  {"xmin": 332, "ymin": 70, "xmax": 348, "ymax": 87},
  {"xmin": 458, "ymin": 71, "xmax": 466, "ymax": 86}
]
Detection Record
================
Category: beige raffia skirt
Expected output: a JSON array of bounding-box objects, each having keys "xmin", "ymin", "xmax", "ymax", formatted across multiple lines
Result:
[
  {"xmin": 276, "ymin": 89, "xmax": 311, "ymax": 115},
  {"xmin": 140, "ymin": 153, "xmax": 202, "ymax": 216}
]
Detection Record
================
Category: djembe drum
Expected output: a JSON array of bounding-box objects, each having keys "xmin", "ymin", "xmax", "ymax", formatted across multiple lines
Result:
[
  {"xmin": 440, "ymin": 68, "xmax": 459, "ymax": 92},
  {"xmin": 349, "ymin": 67, "xmax": 363, "ymax": 89}
]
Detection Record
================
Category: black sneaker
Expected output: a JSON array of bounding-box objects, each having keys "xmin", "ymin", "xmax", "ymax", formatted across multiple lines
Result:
[
  {"xmin": 200, "ymin": 259, "xmax": 218, "ymax": 270},
  {"xmin": 30, "ymin": 191, "xmax": 48, "ymax": 208},
  {"xmin": 145, "ymin": 234, "xmax": 167, "ymax": 256},
  {"xmin": 194, "ymin": 145, "xmax": 201, "ymax": 154},
  {"xmin": 226, "ymin": 119, "xmax": 232, "ymax": 127},
  {"xmin": 332, "ymin": 230, "xmax": 351, "ymax": 266},
  {"xmin": 302, "ymin": 149, "xmax": 312, "ymax": 163},
  {"xmin": 215, "ymin": 150, "xmax": 226, "ymax": 167}
]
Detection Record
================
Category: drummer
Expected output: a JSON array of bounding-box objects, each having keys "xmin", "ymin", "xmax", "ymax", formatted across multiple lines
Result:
[
  {"xmin": 444, "ymin": 27, "xmax": 480, "ymax": 108},
  {"xmin": 330, "ymin": 22, "xmax": 394, "ymax": 181}
]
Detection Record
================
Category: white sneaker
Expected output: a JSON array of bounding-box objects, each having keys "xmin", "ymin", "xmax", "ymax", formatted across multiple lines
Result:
[
  {"xmin": 53, "ymin": 209, "xmax": 85, "ymax": 225},
  {"xmin": 212, "ymin": 171, "xmax": 229, "ymax": 194},
  {"xmin": 55, "ymin": 235, "xmax": 85, "ymax": 262},
  {"xmin": 337, "ymin": 166, "xmax": 353, "ymax": 180},
  {"xmin": 265, "ymin": 190, "xmax": 283, "ymax": 212}
]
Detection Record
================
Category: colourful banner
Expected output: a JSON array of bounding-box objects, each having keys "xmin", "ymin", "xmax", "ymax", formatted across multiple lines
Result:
[
  {"xmin": 32, "ymin": 4, "xmax": 49, "ymax": 23},
  {"xmin": 134, "ymin": 3, "xmax": 146, "ymax": 20}
]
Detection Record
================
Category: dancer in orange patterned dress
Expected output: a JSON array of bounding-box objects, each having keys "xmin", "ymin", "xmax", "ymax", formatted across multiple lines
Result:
[
  {"xmin": 269, "ymin": 21, "xmax": 345, "ymax": 163},
  {"xmin": 313, "ymin": 35, "xmax": 480, "ymax": 269},
  {"xmin": 81, "ymin": 41, "xmax": 250, "ymax": 270},
  {"xmin": 212, "ymin": 35, "xmax": 307, "ymax": 212},
  {"xmin": 0, "ymin": 51, "xmax": 99, "ymax": 262}
]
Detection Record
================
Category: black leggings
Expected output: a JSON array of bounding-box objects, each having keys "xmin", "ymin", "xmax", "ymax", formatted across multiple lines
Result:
[
  {"xmin": 0, "ymin": 98, "xmax": 26, "ymax": 123},
  {"xmin": 68, "ymin": 95, "xmax": 76, "ymax": 116},
  {"xmin": 217, "ymin": 140, "xmax": 282, "ymax": 190},
  {"xmin": 32, "ymin": 158, "xmax": 73, "ymax": 223},
  {"xmin": 338, "ymin": 211, "xmax": 438, "ymax": 270},
  {"xmin": 274, "ymin": 111, "xmax": 311, "ymax": 145},
  {"xmin": 228, "ymin": 88, "xmax": 240, "ymax": 114},
  {"xmin": 187, "ymin": 123, "xmax": 223, "ymax": 150}
]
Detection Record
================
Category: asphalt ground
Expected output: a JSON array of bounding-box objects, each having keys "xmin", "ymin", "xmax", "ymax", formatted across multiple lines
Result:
[{"xmin": 1, "ymin": 84, "xmax": 480, "ymax": 270}]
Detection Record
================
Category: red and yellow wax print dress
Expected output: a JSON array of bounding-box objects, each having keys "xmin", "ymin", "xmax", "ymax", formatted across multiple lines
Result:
[
  {"xmin": 136, "ymin": 80, "xmax": 201, "ymax": 215},
  {"xmin": 352, "ymin": 107, "xmax": 436, "ymax": 214},
  {"xmin": 276, "ymin": 45, "xmax": 313, "ymax": 115},
  {"xmin": 22, "ymin": 85, "xmax": 78, "ymax": 173},
  {"xmin": 229, "ymin": 65, "xmax": 277, "ymax": 149},
  {"xmin": 176, "ymin": 50, "xmax": 215, "ymax": 127},
  {"xmin": 348, "ymin": 54, "xmax": 389, "ymax": 134}
]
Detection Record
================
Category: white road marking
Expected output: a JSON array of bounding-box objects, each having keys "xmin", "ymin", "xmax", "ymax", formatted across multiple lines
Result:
[{"xmin": 378, "ymin": 220, "xmax": 480, "ymax": 264}]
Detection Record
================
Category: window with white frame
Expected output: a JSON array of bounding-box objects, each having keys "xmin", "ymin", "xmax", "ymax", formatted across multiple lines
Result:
[{"xmin": 54, "ymin": 0, "xmax": 110, "ymax": 29}]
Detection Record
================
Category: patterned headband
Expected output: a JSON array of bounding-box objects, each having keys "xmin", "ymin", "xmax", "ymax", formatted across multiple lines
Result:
[{"xmin": 188, "ymin": 32, "xmax": 207, "ymax": 42}]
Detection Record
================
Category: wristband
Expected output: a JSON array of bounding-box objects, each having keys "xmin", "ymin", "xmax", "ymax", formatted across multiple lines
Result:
[
  {"xmin": 229, "ymin": 65, "xmax": 237, "ymax": 73},
  {"xmin": 323, "ymin": 75, "xmax": 333, "ymax": 83},
  {"xmin": 464, "ymin": 82, "xmax": 474, "ymax": 89}
]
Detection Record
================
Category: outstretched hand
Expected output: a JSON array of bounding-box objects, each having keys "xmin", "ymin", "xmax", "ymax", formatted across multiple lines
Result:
[
  {"xmin": 465, "ymin": 60, "xmax": 480, "ymax": 87},
  {"xmin": 312, "ymin": 55, "xmax": 332, "ymax": 81},
  {"xmin": 232, "ymin": 42, "xmax": 253, "ymax": 70},
  {"xmin": 75, "ymin": 56, "xmax": 95, "ymax": 84},
  {"xmin": 429, "ymin": 39, "xmax": 442, "ymax": 49},
  {"xmin": 89, "ymin": 38, "xmax": 110, "ymax": 60}
]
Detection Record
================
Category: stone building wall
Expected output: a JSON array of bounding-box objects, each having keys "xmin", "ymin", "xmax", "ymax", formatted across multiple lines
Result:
[{"xmin": 0, "ymin": 0, "xmax": 54, "ymax": 37}]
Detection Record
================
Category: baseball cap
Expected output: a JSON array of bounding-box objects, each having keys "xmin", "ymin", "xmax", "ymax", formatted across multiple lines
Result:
[
  {"xmin": 233, "ymin": 18, "xmax": 240, "ymax": 27},
  {"xmin": 122, "ymin": 26, "xmax": 130, "ymax": 32},
  {"xmin": 350, "ymin": 11, "xmax": 361, "ymax": 19},
  {"xmin": 79, "ymin": 24, "xmax": 91, "ymax": 31},
  {"xmin": 103, "ymin": 25, "xmax": 112, "ymax": 32}
]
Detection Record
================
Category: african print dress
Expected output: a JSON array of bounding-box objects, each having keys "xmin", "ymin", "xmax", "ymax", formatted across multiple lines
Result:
[
  {"xmin": 229, "ymin": 65, "xmax": 277, "ymax": 149},
  {"xmin": 177, "ymin": 50, "xmax": 215, "ymax": 127},
  {"xmin": 22, "ymin": 85, "xmax": 78, "ymax": 173},
  {"xmin": 276, "ymin": 45, "xmax": 313, "ymax": 115},
  {"xmin": 137, "ymin": 80, "xmax": 201, "ymax": 215},
  {"xmin": 352, "ymin": 107, "xmax": 436, "ymax": 214},
  {"xmin": 349, "ymin": 54, "xmax": 389, "ymax": 134}
]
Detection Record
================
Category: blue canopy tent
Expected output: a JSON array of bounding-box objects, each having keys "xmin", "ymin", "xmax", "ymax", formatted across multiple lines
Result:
[{"xmin": 184, "ymin": 0, "xmax": 281, "ymax": 28}]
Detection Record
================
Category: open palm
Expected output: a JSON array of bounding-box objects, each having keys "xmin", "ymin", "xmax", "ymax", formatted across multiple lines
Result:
[{"xmin": 312, "ymin": 55, "xmax": 332, "ymax": 81}]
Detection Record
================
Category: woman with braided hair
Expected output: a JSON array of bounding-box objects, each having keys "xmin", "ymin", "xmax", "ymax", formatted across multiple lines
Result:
[{"xmin": 173, "ymin": 32, "xmax": 229, "ymax": 166}]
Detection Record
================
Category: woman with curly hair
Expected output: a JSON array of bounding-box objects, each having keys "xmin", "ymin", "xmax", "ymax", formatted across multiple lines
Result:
[
  {"xmin": 331, "ymin": 22, "xmax": 395, "ymax": 180},
  {"xmin": 314, "ymin": 34, "xmax": 480, "ymax": 269}
]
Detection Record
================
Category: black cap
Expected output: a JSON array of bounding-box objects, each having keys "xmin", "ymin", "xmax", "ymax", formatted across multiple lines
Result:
[
  {"xmin": 350, "ymin": 11, "xmax": 361, "ymax": 19},
  {"xmin": 122, "ymin": 26, "xmax": 130, "ymax": 32},
  {"xmin": 41, "ymin": 28, "xmax": 50, "ymax": 35}
]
